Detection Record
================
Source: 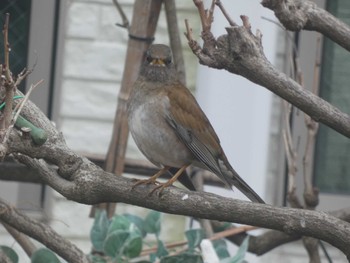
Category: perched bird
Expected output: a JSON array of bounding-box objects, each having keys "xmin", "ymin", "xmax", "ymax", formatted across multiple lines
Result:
[{"xmin": 127, "ymin": 44, "xmax": 264, "ymax": 203}]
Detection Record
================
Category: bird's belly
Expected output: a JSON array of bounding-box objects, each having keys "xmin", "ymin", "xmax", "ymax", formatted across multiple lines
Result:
[{"xmin": 129, "ymin": 104, "xmax": 193, "ymax": 168}]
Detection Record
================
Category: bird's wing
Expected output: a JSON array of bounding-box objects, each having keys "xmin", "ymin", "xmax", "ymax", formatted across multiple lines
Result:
[
  {"xmin": 164, "ymin": 82, "xmax": 265, "ymax": 203},
  {"xmin": 164, "ymin": 83, "xmax": 223, "ymax": 176}
]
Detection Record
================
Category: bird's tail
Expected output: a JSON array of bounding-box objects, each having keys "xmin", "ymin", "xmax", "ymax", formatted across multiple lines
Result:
[{"xmin": 218, "ymin": 158, "xmax": 265, "ymax": 204}]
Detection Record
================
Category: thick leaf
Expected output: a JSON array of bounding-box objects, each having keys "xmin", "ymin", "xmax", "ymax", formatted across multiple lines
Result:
[
  {"xmin": 185, "ymin": 229, "xmax": 205, "ymax": 251},
  {"xmin": 144, "ymin": 211, "xmax": 161, "ymax": 236},
  {"xmin": 103, "ymin": 230, "xmax": 130, "ymax": 258},
  {"xmin": 156, "ymin": 239, "xmax": 168, "ymax": 258},
  {"xmin": 107, "ymin": 215, "xmax": 131, "ymax": 235},
  {"xmin": 160, "ymin": 253, "xmax": 203, "ymax": 263},
  {"xmin": 31, "ymin": 248, "xmax": 60, "ymax": 263},
  {"xmin": 90, "ymin": 209, "xmax": 110, "ymax": 252},
  {"xmin": 212, "ymin": 239, "xmax": 230, "ymax": 259},
  {"xmin": 88, "ymin": 254, "xmax": 107, "ymax": 263},
  {"xmin": 150, "ymin": 253, "xmax": 157, "ymax": 263},
  {"xmin": 0, "ymin": 246, "xmax": 18, "ymax": 263},
  {"xmin": 225, "ymin": 236, "xmax": 250, "ymax": 263},
  {"xmin": 123, "ymin": 233, "xmax": 143, "ymax": 258},
  {"xmin": 123, "ymin": 213, "xmax": 147, "ymax": 237}
]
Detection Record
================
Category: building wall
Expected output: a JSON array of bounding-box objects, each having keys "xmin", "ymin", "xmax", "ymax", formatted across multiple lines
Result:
[{"xmin": 51, "ymin": 0, "xmax": 201, "ymax": 258}]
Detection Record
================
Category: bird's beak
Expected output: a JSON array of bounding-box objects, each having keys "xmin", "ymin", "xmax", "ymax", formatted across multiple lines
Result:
[{"xmin": 150, "ymin": 58, "xmax": 166, "ymax": 67}]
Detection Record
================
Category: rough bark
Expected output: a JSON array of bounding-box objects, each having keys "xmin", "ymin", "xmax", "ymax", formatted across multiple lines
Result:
[{"xmin": 262, "ymin": 0, "xmax": 350, "ymax": 52}]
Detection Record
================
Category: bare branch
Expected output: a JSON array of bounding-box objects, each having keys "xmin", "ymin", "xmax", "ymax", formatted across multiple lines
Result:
[
  {"xmin": 1, "ymin": 221, "xmax": 36, "ymax": 257},
  {"xmin": 2, "ymin": 13, "xmax": 14, "ymax": 129},
  {"xmin": 215, "ymin": 0, "xmax": 237, "ymax": 26},
  {"xmin": 187, "ymin": 1, "xmax": 350, "ymax": 138},
  {"xmin": 261, "ymin": 0, "xmax": 350, "ymax": 52},
  {"xmin": 9, "ymin": 150, "xmax": 350, "ymax": 258},
  {"xmin": 3, "ymin": 96, "xmax": 350, "ymax": 258},
  {"xmin": 112, "ymin": 0, "xmax": 129, "ymax": 29},
  {"xmin": 0, "ymin": 198, "xmax": 89, "ymax": 263}
]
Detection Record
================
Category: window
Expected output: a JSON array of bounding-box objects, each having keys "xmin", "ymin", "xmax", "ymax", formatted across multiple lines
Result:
[
  {"xmin": 313, "ymin": 0, "xmax": 350, "ymax": 195},
  {"xmin": 0, "ymin": 0, "xmax": 64, "ymax": 218},
  {"xmin": 282, "ymin": 0, "xmax": 350, "ymax": 210}
]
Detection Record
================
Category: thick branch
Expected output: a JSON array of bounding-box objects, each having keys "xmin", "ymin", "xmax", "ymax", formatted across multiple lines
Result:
[
  {"xmin": 19, "ymin": 156, "xmax": 350, "ymax": 257},
  {"xmin": 2, "ymin": 96, "xmax": 349, "ymax": 258},
  {"xmin": 261, "ymin": 0, "xmax": 350, "ymax": 52},
  {"xmin": 185, "ymin": 13, "xmax": 350, "ymax": 138},
  {"xmin": 217, "ymin": 206, "xmax": 350, "ymax": 256},
  {"xmin": 0, "ymin": 198, "xmax": 89, "ymax": 263},
  {"xmin": 1, "ymin": 221, "xmax": 36, "ymax": 257}
]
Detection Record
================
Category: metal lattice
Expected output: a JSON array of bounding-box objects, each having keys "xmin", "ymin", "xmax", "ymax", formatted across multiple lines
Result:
[{"xmin": 0, "ymin": 0, "xmax": 31, "ymax": 83}]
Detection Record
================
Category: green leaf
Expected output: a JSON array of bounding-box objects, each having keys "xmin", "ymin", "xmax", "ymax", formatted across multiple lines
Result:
[
  {"xmin": 225, "ymin": 236, "xmax": 250, "ymax": 263},
  {"xmin": 31, "ymin": 248, "xmax": 60, "ymax": 263},
  {"xmin": 160, "ymin": 253, "xmax": 203, "ymax": 263},
  {"xmin": 135, "ymin": 261, "xmax": 152, "ymax": 263},
  {"xmin": 88, "ymin": 254, "xmax": 107, "ymax": 263},
  {"xmin": 144, "ymin": 211, "xmax": 161, "ymax": 236},
  {"xmin": 185, "ymin": 229, "xmax": 205, "ymax": 251},
  {"xmin": 103, "ymin": 230, "xmax": 130, "ymax": 258},
  {"xmin": 0, "ymin": 246, "xmax": 18, "ymax": 263},
  {"xmin": 150, "ymin": 253, "xmax": 157, "ymax": 262},
  {"xmin": 213, "ymin": 239, "xmax": 230, "ymax": 259},
  {"xmin": 107, "ymin": 215, "xmax": 131, "ymax": 235},
  {"xmin": 90, "ymin": 209, "xmax": 110, "ymax": 252},
  {"xmin": 156, "ymin": 239, "xmax": 168, "ymax": 258},
  {"xmin": 123, "ymin": 233, "xmax": 143, "ymax": 258},
  {"xmin": 123, "ymin": 213, "xmax": 147, "ymax": 237}
]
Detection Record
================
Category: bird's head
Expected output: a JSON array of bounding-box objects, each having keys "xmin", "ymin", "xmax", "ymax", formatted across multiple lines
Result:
[
  {"xmin": 140, "ymin": 44, "xmax": 176, "ymax": 82},
  {"xmin": 145, "ymin": 44, "xmax": 173, "ymax": 67}
]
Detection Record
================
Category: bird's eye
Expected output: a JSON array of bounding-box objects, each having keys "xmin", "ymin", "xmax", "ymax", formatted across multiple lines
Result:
[
  {"xmin": 164, "ymin": 57, "xmax": 172, "ymax": 65},
  {"xmin": 146, "ymin": 55, "xmax": 153, "ymax": 63}
]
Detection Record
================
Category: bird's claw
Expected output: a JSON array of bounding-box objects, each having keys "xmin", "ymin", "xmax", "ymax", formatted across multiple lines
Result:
[
  {"xmin": 149, "ymin": 184, "xmax": 167, "ymax": 196},
  {"xmin": 131, "ymin": 178, "xmax": 160, "ymax": 190}
]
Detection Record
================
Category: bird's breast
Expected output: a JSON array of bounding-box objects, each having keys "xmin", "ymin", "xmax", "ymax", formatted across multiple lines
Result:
[{"xmin": 128, "ymin": 96, "xmax": 193, "ymax": 167}]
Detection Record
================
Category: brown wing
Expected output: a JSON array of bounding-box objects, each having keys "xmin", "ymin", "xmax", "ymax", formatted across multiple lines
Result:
[
  {"xmin": 164, "ymin": 82, "xmax": 265, "ymax": 203},
  {"xmin": 164, "ymin": 82, "xmax": 224, "ymax": 177}
]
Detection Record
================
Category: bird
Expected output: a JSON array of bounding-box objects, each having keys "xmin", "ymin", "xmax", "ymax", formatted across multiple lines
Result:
[{"xmin": 127, "ymin": 44, "xmax": 264, "ymax": 203}]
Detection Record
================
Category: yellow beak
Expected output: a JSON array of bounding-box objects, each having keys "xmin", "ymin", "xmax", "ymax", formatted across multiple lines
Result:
[{"xmin": 150, "ymin": 58, "xmax": 165, "ymax": 66}]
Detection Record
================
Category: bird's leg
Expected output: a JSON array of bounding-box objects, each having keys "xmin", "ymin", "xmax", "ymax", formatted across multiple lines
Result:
[
  {"xmin": 132, "ymin": 166, "xmax": 170, "ymax": 189},
  {"xmin": 150, "ymin": 165, "xmax": 189, "ymax": 196}
]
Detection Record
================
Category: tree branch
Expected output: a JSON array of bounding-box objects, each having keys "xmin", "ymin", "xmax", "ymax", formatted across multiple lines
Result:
[
  {"xmin": 1, "ymin": 221, "xmax": 36, "ymax": 257},
  {"xmin": 215, "ymin": 205, "xmax": 350, "ymax": 256},
  {"xmin": 1, "ymin": 96, "xmax": 349, "ymax": 258},
  {"xmin": 16, "ymin": 154, "xmax": 350, "ymax": 258},
  {"xmin": 0, "ymin": 198, "xmax": 89, "ymax": 263},
  {"xmin": 184, "ymin": 1, "xmax": 350, "ymax": 138},
  {"xmin": 261, "ymin": 0, "xmax": 350, "ymax": 52}
]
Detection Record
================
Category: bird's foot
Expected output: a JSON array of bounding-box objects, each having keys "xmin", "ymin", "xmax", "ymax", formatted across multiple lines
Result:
[
  {"xmin": 149, "ymin": 181, "xmax": 173, "ymax": 196},
  {"xmin": 131, "ymin": 178, "xmax": 161, "ymax": 190}
]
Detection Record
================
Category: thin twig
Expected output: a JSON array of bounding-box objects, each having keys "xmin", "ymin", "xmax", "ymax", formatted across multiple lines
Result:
[
  {"xmin": 12, "ymin": 79, "xmax": 44, "ymax": 125},
  {"xmin": 140, "ymin": 225, "xmax": 256, "ymax": 257},
  {"xmin": 112, "ymin": 0, "xmax": 129, "ymax": 29},
  {"xmin": 302, "ymin": 37, "xmax": 321, "ymax": 206},
  {"xmin": 3, "ymin": 13, "xmax": 11, "ymax": 83},
  {"xmin": 2, "ymin": 13, "xmax": 15, "ymax": 129},
  {"xmin": 215, "ymin": 0, "xmax": 236, "ymax": 26},
  {"xmin": 2, "ymin": 79, "xmax": 44, "ymax": 145}
]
